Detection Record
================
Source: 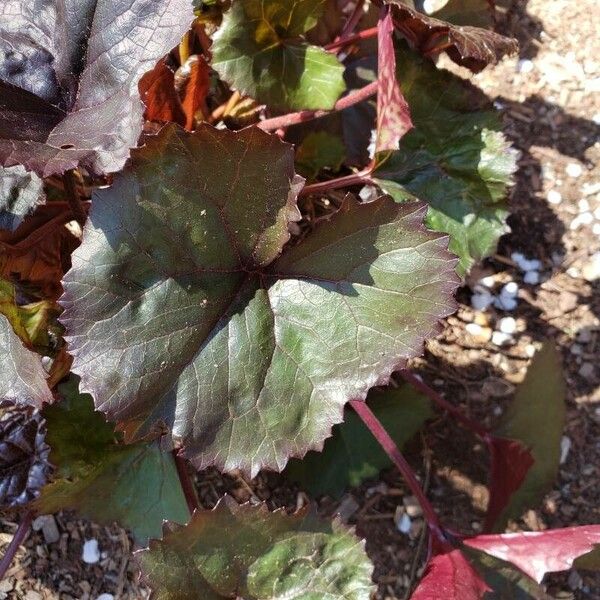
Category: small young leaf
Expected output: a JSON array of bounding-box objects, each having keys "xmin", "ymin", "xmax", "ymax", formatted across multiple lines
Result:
[
  {"xmin": 0, "ymin": 407, "xmax": 50, "ymax": 508},
  {"xmin": 490, "ymin": 342, "xmax": 566, "ymax": 531},
  {"xmin": 0, "ymin": 0, "xmax": 193, "ymax": 176},
  {"xmin": 33, "ymin": 378, "xmax": 189, "ymax": 545},
  {"xmin": 0, "ymin": 203, "xmax": 79, "ymax": 299},
  {"xmin": 376, "ymin": 9, "xmax": 413, "ymax": 154},
  {"xmin": 373, "ymin": 44, "xmax": 517, "ymax": 275},
  {"xmin": 137, "ymin": 496, "xmax": 375, "ymax": 599},
  {"xmin": 0, "ymin": 278, "xmax": 55, "ymax": 349},
  {"xmin": 295, "ymin": 131, "xmax": 346, "ymax": 180},
  {"xmin": 285, "ymin": 385, "xmax": 431, "ymax": 498},
  {"xmin": 466, "ymin": 526, "xmax": 600, "ymax": 583},
  {"xmin": 60, "ymin": 124, "xmax": 459, "ymax": 476},
  {"xmin": 0, "ymin": 314, "xmax": 52, "ymax": 408},
  {"xmin": 0, "ymin": 165, "xmax": 45, "ymax": 232},
  {"xmin": 211, "ymin": 0, "xmax": 346, "ymax": 110},
  {"xmin": 385, "ymin": 0, "xmax": 518, "ymax": 72},
  {"xmin": 140, "ymin": 56, "xmax": 211, "ymax": 131}
]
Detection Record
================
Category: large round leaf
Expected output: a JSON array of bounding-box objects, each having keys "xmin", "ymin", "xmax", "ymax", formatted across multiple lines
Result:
[{"xmin": 60, "ymin": 124, "xmax": 458, "ymax": 475}]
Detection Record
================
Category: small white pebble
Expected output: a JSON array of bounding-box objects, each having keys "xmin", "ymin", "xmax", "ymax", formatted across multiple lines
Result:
[
  {"xmin": 501, "ymin": 281, "xmax": 519, "ymax": 297},
  {"xmin": 525, "ymin": 344, "xmax": 536, "ymax": 357},
  {"xmin": 96, "ymin": 595, "xmax": 115, "ymax": 600},
  {"xmin": 523, "ymin": 270, "xmax": 540, "ymax": 285},
  {"xmin": 593, "ymin": 223, "xmax": 600, "ymax": 236},
  {"xmin": 517, "ymin": 59, "xmax": 534, "ymax": 73},
  {"xmin": 397, "ymin": 512, "xmax": 412, "ymax": 534},
  {"xmin": 570, "ymin": 212, "xmax": 594, "ymax": 229},
  {"xmin": 560, "ymin": 436, "xmax": 572, "ymax": 464},
  {"xmin": 493, "ymin": 405, "xmax": 503, "ymax": 416},
  {"xmin": 566, "ymin": 267, "xmax": 579, "ymax": 278},
  {"xmin": 594, "ymin": 113, "xmax": 600, "ymax": 125},
  {"xmin": 498, "ymin": 316, "xmax": 517, "ymax": 334},
  {"xmin": 566, "ymin": 162, "xmax": 583, "ymax": 178},
  {"xmin": 547, "ymin": 190, "xmax": 562, "ymax": 205},
  {"xmin": 471, "ymin": 292, "xmax": 494, "ymax": 311},
  {"xmin": 594, "ymin": 206, "xmax": 600, "ymax": 220},
  {"xmin": 522, "ymin": 258, "xmax": 542, "ymax": 271},
  {"xmin": 494, "ymin": 295, "xmax": 518, "ymax": 311},
  {"xmin": 492, "ymin": 331, "xmax": 513, "ymax": 346},
  {"xmin": 82, "ymin": 539, "xmax": 100, "ymax": 564},
  {"xmin": 466, "ymin": 323, "xmax": 483, "ymax": 336},
  {"xmin": 511, "ymin": 251, "xmax": 525, "ymax": 265},
  {"xmin": 479, "ymin": 275, "xmax": 496, "ymax": 288},
  {"xmin": 578, "ymin": 198, "xmax": 591, "ymax": 212}
]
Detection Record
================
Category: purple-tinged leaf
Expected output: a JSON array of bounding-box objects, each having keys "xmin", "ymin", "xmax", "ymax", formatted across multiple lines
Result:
[
  {"xmin": 0, "ymin": 0, "xmax": 194, "ymax": 177},
  {"xmin": 385, "ymin": 0, "xmax": 518, "ymax": 72},
  {"xmin": 376, "ymin": 9, "xmax": 413, "ymax": 154},
  {"xmin": 484, "ymin": 436, "xmax": 534, "ymax": 533},
  {"xmin": 60, "ymin": 123, "xmax": 459, "ymax": 476},
  {"xmin": 412, "ymin": 545, "xmax": 552, "ymax": 599},
  {"xmin": 466, "ymin": 526, "xmax": 600, "ymax": 583},
  {"xmin": 488, "ymin": 342, "xmax": 566, "ymax": 531},
  {"xmin": 136, "ymin": 496, "xmax": 375, "ymax": 599},
  {"xmin": 0, "ymin": 406, "xmax": 50, "ymax": 508},
  {"xmin": 0, "ymin": 314, "xmax": 52, "ymax": 408},
  {"xmin": 411, "ymin": 549, "xmax": 490, "ymax": 599}
]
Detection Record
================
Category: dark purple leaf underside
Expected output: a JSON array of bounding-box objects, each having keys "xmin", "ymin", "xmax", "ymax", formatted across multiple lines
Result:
[
  {"xmin": 466, "ymin": 526, "xmax": 600, "ymax": 583},
  {"xmin": 484, "ymin": 436, "xmax": 534, "ymax": 532}
]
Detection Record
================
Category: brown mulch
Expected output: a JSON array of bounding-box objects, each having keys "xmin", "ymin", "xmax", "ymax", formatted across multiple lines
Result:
[{"xmin": 1, "ymin": 0, "xmax": 599, "ymax": 598}]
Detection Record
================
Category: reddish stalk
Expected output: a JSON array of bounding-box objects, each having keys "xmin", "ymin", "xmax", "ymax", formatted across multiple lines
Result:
[
  {"xmin": 325, "ymin": 26, "xmax": 378, "ymax": 51},
  {"xmin": 350, "ymin": 400, "xmax": 445, "ymax": 540},
  {"xmin": 172, "ymin": 450, "xmax": 200, "ymax": 514},
  {"xmin": 0, "ymin": 511, "xmax": 33, "ymax": 580},
  {"xmin": 398, "ymin": 369, "xmax": 489, "ymax": 439},
  {"xmin": 338, "ymin": 0, "xmax": 368, "ymax": 41},
  {"xmin": 257, "ymin": 81, "xmax": 378, "ymax": 132},
  {"xmin": 299, "ymin": 167, "xmax": 373, "ymax": 197}
]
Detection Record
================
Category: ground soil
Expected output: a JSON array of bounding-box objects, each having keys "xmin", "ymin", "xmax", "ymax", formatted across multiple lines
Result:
[{"xmin": 1, "ymin": 0, "xmax": 599, "ymax": 598}]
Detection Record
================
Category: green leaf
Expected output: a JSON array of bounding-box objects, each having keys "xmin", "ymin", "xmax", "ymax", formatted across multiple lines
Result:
[
  {"xmin": 33, "ymin": 377, "xmax": 190, "ymax": 545},
  {"xmin": 295, "ymin": 132, "xmax": 346, "ymax": 181},
  {"xmin": 211, "ymin": 0, "xmax": 346, "ymax": 110},
  {"xmin": 286, "ymin": 385, "xmax": 431, "ymax": 497},
  {"xmin": 491, "ymin": 342, "xmax": 566, "ymax": 531},
  {"xmin": 60, "ymin": 123, "xmax": 458, "ymax": 476},
  {"xmin": 0, "ymin": 165, "xmax": 45, "ymax": 232},
  {"xmin": 136, "ymin": 496, "xmax": 375, "ymax": 599},
  {"xmin": 373, "ymin": 44, "xmax": 517, "ymax": 275},
  {"xmin": 0, "ymin": 313, "xmax": 52, "ymax": 408},
  {"xmin": 0, "ymin": 278, "xmax": 54, "ymax": 349}
]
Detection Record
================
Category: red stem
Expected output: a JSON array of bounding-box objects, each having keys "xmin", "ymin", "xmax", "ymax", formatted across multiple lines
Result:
[
  {"xmin": 325, "ymin": 26, "xmax": 378, "ymax": 51},
  {"xmin": 338, "ymin": 0, "xmax": 368, "ymax": 41},
  {"xmin": 350, "ymin": 400, "xmax": 444, "ymax": 540},
  {"xmin": 398, "ymin": 369, "xmax": 490, "ymax": 439},
  {"xmin": 0, "ymin": 511, "xmax": 32, "ymax": 580},
  {"xmin": 257, "ymin": 81, "xmax": 378, "ymax": 132},
  {"xmin": 172, "ymin": 450, "xmax": 200, "ymax": 514},
  {"xmin": 299, "ymin": 167, "xmax": 374, "ymax": 197}
]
